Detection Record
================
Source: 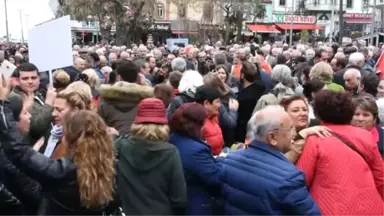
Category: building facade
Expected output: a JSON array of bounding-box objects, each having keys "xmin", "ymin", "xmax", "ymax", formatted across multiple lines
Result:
[{"xmin": 272, "ymin": 0, "xmax": 381, "ymax": 38}]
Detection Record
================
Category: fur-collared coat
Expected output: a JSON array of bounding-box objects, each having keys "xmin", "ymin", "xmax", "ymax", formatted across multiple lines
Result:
[{"xmin": 98, "ymin": 81, "xmax": 154, "ymax": 136}]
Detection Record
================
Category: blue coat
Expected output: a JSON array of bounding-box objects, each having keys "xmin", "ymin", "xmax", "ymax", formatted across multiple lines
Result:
[
  {"xmin": 169, "ymin": 132, "xmax": 223, "ymax": 215},
  {"xmin": 221, "ymin": 140, "xmax": 321, "ymax": 215}
]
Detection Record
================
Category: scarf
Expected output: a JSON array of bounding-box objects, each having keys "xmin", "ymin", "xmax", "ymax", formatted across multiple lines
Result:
[{"xmin": 50, "ymin": 125, "xmax": 63, "ymax": 140}]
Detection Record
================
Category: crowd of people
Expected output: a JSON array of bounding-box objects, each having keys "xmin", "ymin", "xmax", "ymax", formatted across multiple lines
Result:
[{"xmin": 0, "ymin": 38, "xmax": 383, "ymax": 215}]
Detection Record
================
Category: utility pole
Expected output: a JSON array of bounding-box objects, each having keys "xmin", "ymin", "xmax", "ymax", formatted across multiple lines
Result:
[
  {"xmin": 4, "ymin": 0, "xmax": 10, "ymax": 44},
  {"xmin": 289, "ymin": 0, "xmax": 295, "ymax": 47},
  {"xmin": 371, "ymin": 0, "xmax": 377, "ymax": 45},
  {"xmin": 330, "ymin": 0, "xmax": 336, "ymax": 44},
  {"xmin": 19, "ymin": 10, "xmax": 24, "ymax": 44},
  {"xmin": 338, "ymin": 0, "xmax": 344, "ymax": 45}
]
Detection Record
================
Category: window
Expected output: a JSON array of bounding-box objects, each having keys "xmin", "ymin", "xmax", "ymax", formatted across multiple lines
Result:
[
  {"xmin": 178, "ymin": 5, "xmax": 186, "ymax": 18},
  {"xmin": 279, "ymin": 0, "xmax": 286, "ymax": 6},
  {"xmin": 156, "ymin": 3, "xmax": 164, "ymax": 18},
  {"xmin": 363, "ymin": 0, "xmax": 369, "ymax": 8},
  {"xmin": 346, "ymin": 0, "xmax": 353, "ymax": 8}
]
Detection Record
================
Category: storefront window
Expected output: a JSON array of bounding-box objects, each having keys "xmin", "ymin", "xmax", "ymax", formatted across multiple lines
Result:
[{"xmin": 157, "ymin": 3, "xmax": 164, "ymax": 18}]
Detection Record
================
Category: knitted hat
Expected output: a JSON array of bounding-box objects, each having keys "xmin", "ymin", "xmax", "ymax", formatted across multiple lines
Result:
[
  {"xmin": 8, "ymin": 92, "xmax": 23, "ymax": 121},
  {"xmin": 134, "ymin": 98, "xmax": 168, "ymax": 124}
]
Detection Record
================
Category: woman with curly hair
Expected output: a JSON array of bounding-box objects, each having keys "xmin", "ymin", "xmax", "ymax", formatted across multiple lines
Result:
[
  {"xmin": 296, "ymin": 90, "xmax": 384, "ymax": 215},
  {"xmin": 34, "ymin": 91, "xmax": 93, "ymax": 159},
  {"xmin": 0, "ymin": 87, "xmax": 117, "ymax": 216}
]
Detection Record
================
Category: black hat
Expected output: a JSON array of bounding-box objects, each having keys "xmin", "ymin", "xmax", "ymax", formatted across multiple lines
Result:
[{"xmin": 195, "ymin": 85, "xmax": 221, "ymax": 104}]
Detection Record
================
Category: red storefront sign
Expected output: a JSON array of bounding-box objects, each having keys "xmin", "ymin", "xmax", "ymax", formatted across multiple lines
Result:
[{"xmin": 343, "ymin": 13, "xmax": 372, "ymax": 24}]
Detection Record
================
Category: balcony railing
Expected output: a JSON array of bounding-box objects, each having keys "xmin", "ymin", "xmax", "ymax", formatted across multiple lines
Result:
[{"xmin": 305, "ymin": 0, "xmax": 346, "ymax": 11}]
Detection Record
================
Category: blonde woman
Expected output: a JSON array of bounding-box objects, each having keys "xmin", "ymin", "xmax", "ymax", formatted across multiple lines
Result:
[
  {"xmin": 309, "ymin": 61, "xmax": 344, "ymax": 92},
  {"xmin": 64, "ymin": 81, "xmax": 93, "ymax": 100},
  {"xmin": 34, "ymin": 91, "xmax": 93, "ymax": 159},
  {"xmin": 115, "ymin": 98, "xmax": 186, "ymax": 214},
  {"xmin": 0, "ymin": 88, "xmax": 117, "ymax": 214},
  {"xmin": 53, "ymin": 70, "xmax": 71, "ymax": 92}
]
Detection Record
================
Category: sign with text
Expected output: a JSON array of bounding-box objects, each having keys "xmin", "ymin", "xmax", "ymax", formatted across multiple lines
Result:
[
  {"xmin": 343, "ymin": 13, "xmax": 372, "ymax": 24},
  {"xmin": 149, "ymin": 22, "xmax": 171, "ymax": 31},
  {"xmin": 273, "ymin": 14, "xmax": 316, "ymax": 24},
  {"xmin": 166, "ymin": 38, "xmax": 189, "ymax": 52}
]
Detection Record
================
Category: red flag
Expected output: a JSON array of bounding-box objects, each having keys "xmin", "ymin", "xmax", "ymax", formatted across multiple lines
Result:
[{"xmin": 375, "ymin": 52, "xmax": 384, "ymax": 80}]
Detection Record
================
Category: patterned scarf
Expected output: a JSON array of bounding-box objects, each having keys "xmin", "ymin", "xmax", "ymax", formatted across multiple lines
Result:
[{"xmin": 50, "ymin": 125, "xmax": 63, "ymax": 140}]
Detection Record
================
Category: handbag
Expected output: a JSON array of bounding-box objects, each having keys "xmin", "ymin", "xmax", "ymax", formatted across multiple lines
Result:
[{"xmin": 331, "ymin": 132, "xmax": 367, "ymax": 162}]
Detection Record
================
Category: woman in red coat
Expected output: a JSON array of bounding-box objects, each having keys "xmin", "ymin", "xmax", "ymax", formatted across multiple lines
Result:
[
  {"xmin": 296, "ymin": 91, "xmax": 384, "ymax": 215},
  {"xmin": 195, "ymin": 85, "xmax": 224, "ymax": 156}
]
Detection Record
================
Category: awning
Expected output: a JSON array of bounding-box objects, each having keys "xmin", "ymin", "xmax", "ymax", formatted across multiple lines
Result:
[
  {"xmin": 247, "ymin": 24, "xmax": 280, "ymax": 33},
  {"xmin": 275, "ymin": 24, "xmax": 324, "ymax": 30}
]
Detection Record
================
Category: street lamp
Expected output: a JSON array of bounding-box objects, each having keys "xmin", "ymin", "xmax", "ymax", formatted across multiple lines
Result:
[
  {"xmin": 3, "ymin": 0, "xmax": 10, "ymax": 44},
  {"xmin": 289, "ymin": 0, "xmax": 295, "ymax": 47}
]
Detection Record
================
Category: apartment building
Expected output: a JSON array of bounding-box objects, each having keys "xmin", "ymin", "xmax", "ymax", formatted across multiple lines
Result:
[{"xmin": 273, "ymin": 0, "xmax": 381, "ymax": 38}]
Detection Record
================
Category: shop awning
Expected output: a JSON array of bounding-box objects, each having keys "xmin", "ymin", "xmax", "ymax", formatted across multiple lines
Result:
[
  {"xmin": 275, "ymin": 24, "xmax": 324, "ymax": 30},
  {"xmin": 247, "ymin": 24, "xmax": 280, "ymax": 33}
]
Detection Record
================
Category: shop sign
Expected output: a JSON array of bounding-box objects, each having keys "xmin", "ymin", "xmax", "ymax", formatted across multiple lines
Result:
[
  {"xmin": 317, "ymin": 13, "xmax": 330, "ymax": 25},
  {"xmin": 343, "ymin": 13, "xmax": 372, "ymax": 24},
  {"xmin": 273, "ymin": 14, "xmax": 316, "ymax": 24},
  {"xmin": 150, "ymin": 23, "xmax": 171, "ymax": 31}
]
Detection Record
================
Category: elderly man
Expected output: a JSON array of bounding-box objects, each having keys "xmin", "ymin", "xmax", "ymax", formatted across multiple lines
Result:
[
  {"xmin": 99, "ymin": 55, "xmax": 107, "ymax": 68},
  {"xmin": 186, "ymin": 48, "xmax": 200, "ymax": 71},
  {"xmin": 109, "ymin": 52, "xmax": 118, "ymax": 64},
  {"xmin": 120, "ymin": 51, "xmax": 130, "ymax": 60},
  {"xmin": 333, "ymin": 51, "xmax": 362, "ymax": 86},
  {"xmin": 305, "ymin": 49, "xmax": 315, "ymax": 61},
  {"xmin": 166, "ymin": 54, "xmax": 176, "ymax": 63},
  {"xmin": 171, "ymin": 57, "xmax": 187, "ymax": 72},
  {"xmin": 343, "ymin": 68, "xmax": 363, "ymax": 95},
  {"xmin": 222, "ymin": 106, "xmax": 321, "ymax": 215}
]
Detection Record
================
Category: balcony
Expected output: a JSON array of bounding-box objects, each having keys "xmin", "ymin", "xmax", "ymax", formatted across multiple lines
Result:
[{"xmin": 304, "ymin": 0, "xmax": 346, "ymax": 11}]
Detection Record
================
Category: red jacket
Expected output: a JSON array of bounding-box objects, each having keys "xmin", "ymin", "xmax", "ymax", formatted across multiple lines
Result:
[
  {"xmin": 202, "ymin": 116, "xmax": 223, "ymax": 156},
  {"xmin": 297, "ymin": 124, "xmax": 384, "ymax": 215}
]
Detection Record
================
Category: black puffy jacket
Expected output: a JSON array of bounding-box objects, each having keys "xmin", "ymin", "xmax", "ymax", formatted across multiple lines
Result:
[
  {"xmin": 0, "ymin": 182, "xmax": 24, "ymax": 215},
  {"xmin": 0, "ymin": 102, "xmax": 117, "ymax": 215},
  {"xmin": 0, "ymin": 147, "xmax": 42, "ymax": 214}
]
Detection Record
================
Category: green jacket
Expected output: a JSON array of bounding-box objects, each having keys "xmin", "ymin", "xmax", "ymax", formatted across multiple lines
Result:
[
  {"xmin": 326, "ymin": 82, "xmax": 345, "ymax": 92},
  {"xmin": 114, "ymin": 136, "xmax": 186, "ymax": 215},
  {"xmin": 10, "ymin": 87, "xmax": 53, "ymax": 144}
]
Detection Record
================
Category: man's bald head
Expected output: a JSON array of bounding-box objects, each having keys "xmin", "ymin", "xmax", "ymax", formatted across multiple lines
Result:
[
  {"xmin": 99, "ymin": 55, "xmax": 107, "ymax": 67},
  {"xmin": 248, "ymin": 105, "xmax": 295, "ymax": 153},
  {"xmin": 74, "ymin": 57, "xmax": 85, "ymax": 71},
  {"xmin": 120, "ymin": 51, "xmax": 130, "ymax": 60}
]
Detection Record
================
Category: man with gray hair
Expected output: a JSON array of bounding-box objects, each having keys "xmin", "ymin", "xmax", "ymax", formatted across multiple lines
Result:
[
  {"xmin": 343, "ymin": 68, "xmax": 362, "ymax": 95},
  {"xmin": 305, "ymin": 49, "xmax": 315, "ymax": 61},
  {"xmin": 221, "ymin": 106, "xmax": 321, "ymax": 215},
  {"xmin": 213, "ymin": 52, "xmax": 227, "ymax": 65},
  {"xmin": 349, "ymin": 52, "xmax": 372, "ymax": 74},
  {"xmin": 171, "ymin": 57, "xmax": 187, "ymax": 72}
]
